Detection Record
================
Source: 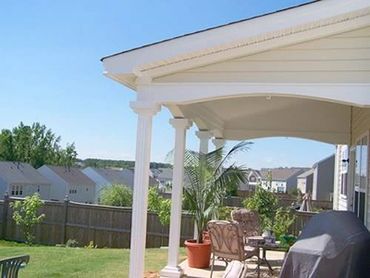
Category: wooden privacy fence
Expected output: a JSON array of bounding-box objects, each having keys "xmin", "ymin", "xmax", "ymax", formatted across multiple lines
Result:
[
  {"xmin": 227, "ymin": 192, "xmax": 333, "ymax": 210},
  {"xmin": 0, "ymin": 195, "xmax": 316, "ymax": 247},
  {"xmin": 289, "ymin": 211, "xmax": 317, "ymax": 236},
  {"xmin": 0, "ymin": 195, "xmax": 194, "ymax": 248}
]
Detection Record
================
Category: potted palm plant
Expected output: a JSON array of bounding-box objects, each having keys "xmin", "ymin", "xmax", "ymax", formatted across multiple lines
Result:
[{"xmin": 183, "ymin": 141, "xmax": 250, "ymax": 268}]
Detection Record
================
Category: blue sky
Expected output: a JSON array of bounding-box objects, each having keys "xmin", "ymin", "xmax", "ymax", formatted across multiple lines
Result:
[{"xmin": 0, "ymin": 0, "xmax": 335, "ymax": 169}]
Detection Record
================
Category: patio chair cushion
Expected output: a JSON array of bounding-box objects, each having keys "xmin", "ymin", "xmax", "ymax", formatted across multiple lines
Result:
[
  {"xmin": 244, "ymin": 245, "xmax": 259, "ymax": 258},
  {"xmin": 222, "ymin": 260, "xmax": 247, "ymax": 278}
]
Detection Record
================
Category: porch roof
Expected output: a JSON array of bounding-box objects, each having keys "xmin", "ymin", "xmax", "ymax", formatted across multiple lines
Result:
[
  {"xmin": 102, "ymin": 1, "xmax": 370, "ymax": 277},
  {"xmin": 102, "ymin": 0, "xmax": 370, "ymax": 144},
  {"xmin": 102, "ymin": 0, "xmax": 370, "ymax": 89}
]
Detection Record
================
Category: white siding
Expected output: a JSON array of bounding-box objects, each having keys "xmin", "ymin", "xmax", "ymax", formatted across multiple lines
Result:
[
  {"xmin": 155, "ymin": 27, "xmax": 370, "ymax": 84},
  {"xmin": 82, "ymin": 167, "xmax": 110, "ymax": 203},
  {"xmin": 297, "ymin": 178, "xmax": 306, "ymax": 193},
  {"xmin": 351, "ymin": 109, "xmax": 370, "ymax": 228},
  {"xmin": 352, "ymin": 108, "xmax": 370, "ymax": 145},
  {"xmin": 37, "ymin": 166, "xmax": 68, "ymax": 201},
  {"xmin": 0, "ymin": 177, "xmax": 8, "ymax": 197},
  {"xmin": 67, "ymin": 183, "xmax": 95, "ymax": 204}
]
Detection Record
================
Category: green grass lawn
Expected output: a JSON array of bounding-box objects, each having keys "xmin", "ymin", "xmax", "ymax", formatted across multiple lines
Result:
[{"xmin": 0, "ymin": 241, "xmax": 186, "ymax": 277}]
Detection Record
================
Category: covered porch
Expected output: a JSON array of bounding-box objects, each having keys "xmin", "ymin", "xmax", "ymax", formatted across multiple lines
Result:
[{"xmin": 101, "ymin": 0, "xmax": 370, "ymax": 277}]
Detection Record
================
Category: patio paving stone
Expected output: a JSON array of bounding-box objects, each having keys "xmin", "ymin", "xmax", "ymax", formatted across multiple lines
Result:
[{"xmin": 180, "ymin": 250, "xmax": 285, "ymax": 278}]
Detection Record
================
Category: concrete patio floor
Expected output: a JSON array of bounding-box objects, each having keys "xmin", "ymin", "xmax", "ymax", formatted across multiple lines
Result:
[{"xmin": 180, "ymin": 250, "xmax": 285, "ymax": 278}]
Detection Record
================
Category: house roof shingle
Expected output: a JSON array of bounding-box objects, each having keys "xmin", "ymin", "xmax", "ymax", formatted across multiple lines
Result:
[
  {"xmin": 260, "ymin": 167, "xmax": 309, "ymax": 181},
  {"xmin": 45, "ymin": 165, "xmax": 95, "ymax": 186},
  {"xmin": 92, "ymin": 168, "xmax": 135, "ymax": 186},
  {"xmin": 0, "ymin": 161, "xmax": 50, "ymax": 185},
  {"xmin": 297, "ymin": 168, "xmax": 315, "ymax": 179}
]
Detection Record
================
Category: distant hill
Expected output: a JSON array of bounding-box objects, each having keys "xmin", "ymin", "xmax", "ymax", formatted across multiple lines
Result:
[{"xmin": 76, "ymin": 158, "xmax": 171, "ymax": 170}]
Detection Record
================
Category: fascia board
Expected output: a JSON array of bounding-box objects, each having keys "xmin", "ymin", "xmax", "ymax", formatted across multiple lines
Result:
[{"xmin": 102, "ymin": 0, "xmax": 370, "ymax": 84}]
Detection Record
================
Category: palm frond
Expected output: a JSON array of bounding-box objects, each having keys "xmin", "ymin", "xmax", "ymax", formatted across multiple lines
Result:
[
  {"xmin": 215, "ymin": 141, "xmax": 252, "ymax": 172},
  {"xmin": 169, "ymin": 141, "xmax": 252, "ymax": 243}
]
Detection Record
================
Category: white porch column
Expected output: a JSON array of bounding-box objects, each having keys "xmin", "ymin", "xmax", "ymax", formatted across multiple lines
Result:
[
  {"xmin": 196, "ymin": 130, "xmax": 212, "ymax": 154},
  {"xmin": 160, "ymin": 118, "xmax": 192, "ymax": 278},
  {"xmin": 333, "ymin": 145, "xmax": 341, "ymax": 210},
  {"xmin": 193, "ymin": 130, "xmax": 212, "ymax": 240},
  {"xmin": 129, "ymin": 101, "xmax": 160, "ymax": 278},
  {"xmin": 212, "ymin": 137, "xmax": 225, "ymax": 150}
]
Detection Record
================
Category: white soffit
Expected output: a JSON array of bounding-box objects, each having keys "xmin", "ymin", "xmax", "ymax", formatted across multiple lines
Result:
[
  {"xmin": 102, "ymin": 0, "xmax": 370, "ymax": 89},
  {"xmin": 178, "ymin": 96, "xmax": 352, "ymax": 144}
]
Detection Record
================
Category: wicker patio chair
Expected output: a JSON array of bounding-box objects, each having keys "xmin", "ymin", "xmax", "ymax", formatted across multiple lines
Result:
[
  {"xmin": 231, "ymin": 208, "xmax": 261, "ymax": 238},
  {"xmin": 207, "ymin": 220, "xmax": 259, "ymax": 278},
  {"xmin": 0, "ymin": 255, "xmax": 30, "ymax": 278}
]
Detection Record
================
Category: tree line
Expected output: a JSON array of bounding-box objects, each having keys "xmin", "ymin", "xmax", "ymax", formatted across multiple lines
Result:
[
  {"xmin": 0, "ymin": 122, "xmax": 172, "ymax": 170},
  {"xmin": 0, "ymin": 122, "xmax": 77, "ymax": 168},
  {"xmin": 79, "ymin": 158, "xmax": 171, "ymax": 170}
]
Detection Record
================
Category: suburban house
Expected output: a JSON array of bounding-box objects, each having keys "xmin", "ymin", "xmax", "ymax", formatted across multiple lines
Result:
[
  {"xmin": 238, "ymin": 169, "xmax": 262, "ymax": 191},
  {"xmin": 297, "ymin": 169, "xmax": 314, "ymax": 196},
  {"xmin": 38, "ymin": 165, "xmax": 95, "ymax": 203},
  {"xmin": 312, "ymin": 155, "xmax": 335, "ymax": 201},
  {"xmin": 297, "ymin": 155, "xmax": 335, "ymax": 201},
  {"xmin": 83, "ymin": 167, "xmax": 156, "ymax": 202},
  {"xmin": 151, "ymin": 168, "xmax": 174, "ymax": 191},
  {"xmin": 101, "ymin": 0, "xmax": 370, "ymax": 276},
  {"xmin": 0, "ymin": 161, "xmax": 51, "ymax": 200},
  {"xmin": 260, "ymin": 168, "xmax": 308, "ymax": 193}
]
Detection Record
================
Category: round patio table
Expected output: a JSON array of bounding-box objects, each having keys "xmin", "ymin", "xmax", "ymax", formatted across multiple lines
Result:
[{"xmin": 247, "ymin": 236, "xmax": 289, "ymax": 278}]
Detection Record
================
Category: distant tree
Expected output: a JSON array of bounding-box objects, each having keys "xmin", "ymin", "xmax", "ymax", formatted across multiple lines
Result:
[
  {"xmin": 57, "ymin": 143, "xmax": 78, "ymax": 169},
  {"xmin": 81, "ymin": 158, "xmax": 171, "ymax": 170},
  {"xmin": 100, "ymin": 184, "xmax": 133, "ymax": 207},
  {"xmin": 11, "ymin": 193, "xmax": 45, "ymax": 245},
  {"xmin": 0, "ymin": 129, "xmax": 15, "ymax": 161},
  {"xmin": 0, "ymin": 122, "xmax": 77, "ymax": 168}
]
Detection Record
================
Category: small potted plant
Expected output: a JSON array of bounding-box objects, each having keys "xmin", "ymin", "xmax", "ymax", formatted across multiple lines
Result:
[{"xmin": 183, "ymin": 142, "xmax": 250, "ymax": 268}]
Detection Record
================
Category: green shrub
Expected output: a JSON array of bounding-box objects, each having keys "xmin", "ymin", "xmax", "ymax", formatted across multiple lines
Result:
[
  {"xmin": 66, "ymin": 239, "xmax": 79, "ymax": 248},
  {"xmin": 148, "ymin": 187, "xmax": 171, "ymax": 225},
  {"xmin": 217, "ymin": 206, "xmax": 234, "ymax": 221},
  {"xmin": 279, "ymin": 234, "xmax": 297, "ymax": 248},
  {"xmin": 243, "ymin": 186, "xmax": 278, "ymax": 230},
  {"xmin": 84, "ymin": 241, "xmax": 97, "ymax": 249},
  {"xmin": 11, "ymin": 193, "xmax": 45, "ymax": 245},
  {"xmin": 272, "ymin": 207, "xmax": 296, "ymax": 238},
  {"xmin": 100, "ymin": 184, "xmax": 133, "ymax": 207}
]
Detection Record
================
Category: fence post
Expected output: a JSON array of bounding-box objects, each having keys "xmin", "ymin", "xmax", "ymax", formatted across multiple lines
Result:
[
  {"xmin": 1, "ymin": 192, "xmax": 9, "ymax": 239},
  {"xmin": 62, "ymin": 195, "xmax": 69, "ymax": 244}
]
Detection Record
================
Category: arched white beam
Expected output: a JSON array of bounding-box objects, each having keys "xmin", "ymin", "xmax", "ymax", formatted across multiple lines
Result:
[
  {"xmin": 223, "ymin": 131, "xmax": 349, "ymax": 145},
  {"xmin": 137, "ymin": 83, "xmax": 370, "ymax": 107}
]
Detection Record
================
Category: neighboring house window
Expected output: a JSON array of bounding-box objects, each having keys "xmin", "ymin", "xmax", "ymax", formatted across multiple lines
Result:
[
  {"xmin": 277, "ymin": 186, "xmax": 285, "ymax": 193},
  {"xmin": 37, "ymin": 186, "xmax": 40, "ymax": 193},
  {"xmin": 11, "ymin": 185, "xmax": 23, "ymax": 196},
  {"xmin": 69, "ymin": 189, "xmax": 77, "ymax": 194},
  {"xmin": 249, "ymin": 176, "xmax": 256, "ymax": 182}
]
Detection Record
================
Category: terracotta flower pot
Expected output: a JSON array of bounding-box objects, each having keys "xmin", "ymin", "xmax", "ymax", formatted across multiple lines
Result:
[{"xmin": 184, "ymin": 239, "xmax": 211, "ymax": 269}]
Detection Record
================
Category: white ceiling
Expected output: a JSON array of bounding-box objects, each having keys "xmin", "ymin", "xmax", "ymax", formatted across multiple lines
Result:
[{"xmin": 178, "ymin": 96, "xmax": 352, "ymax": 144}]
